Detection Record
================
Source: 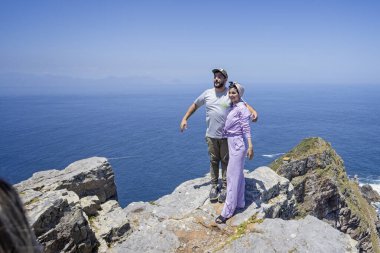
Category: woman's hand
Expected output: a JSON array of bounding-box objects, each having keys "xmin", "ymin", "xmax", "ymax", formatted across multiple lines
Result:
[{"xmin": 247, "ymin": 146, "xmax": 254, "ymax": 160}]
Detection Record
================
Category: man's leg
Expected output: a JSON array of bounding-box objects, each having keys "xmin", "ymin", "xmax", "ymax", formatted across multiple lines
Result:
[
  {"xmin": 220, "ymin": 138, "xmax": 229, "ymax": 187},
  {"xmin": 218, "ymin": 138, "xmax": 229, "ymax": 203},
  {"xmin": 206, "ymin": 137, "xmax": 221, "ymax": 201}
]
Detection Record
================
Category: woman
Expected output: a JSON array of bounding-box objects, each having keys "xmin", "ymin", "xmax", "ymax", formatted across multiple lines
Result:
[{"xmin": 215, "ymin": 82, "xmax": 253, "ymax": 224}]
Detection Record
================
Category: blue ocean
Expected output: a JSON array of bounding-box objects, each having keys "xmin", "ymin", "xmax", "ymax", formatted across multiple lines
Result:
[{"xmin": 1, "ymin": 84, "xmax": 380, "ymax": 207}]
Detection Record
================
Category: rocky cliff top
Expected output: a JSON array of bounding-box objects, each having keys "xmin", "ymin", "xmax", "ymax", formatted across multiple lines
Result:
[{"xmin": 13, "ymin": 137, "xmax": 380, "ymax": 252}]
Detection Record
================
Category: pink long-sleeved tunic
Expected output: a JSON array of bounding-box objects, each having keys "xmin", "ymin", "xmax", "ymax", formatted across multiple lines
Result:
[{"xmin": 223, "ymin": 102, "xmax": 251, "ymax": 139}]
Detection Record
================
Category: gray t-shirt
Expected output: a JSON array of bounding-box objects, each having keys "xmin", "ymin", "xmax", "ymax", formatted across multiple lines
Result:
[{"xmin": 194, "ymin": 88, "xmax": 230, "ymax": 139}]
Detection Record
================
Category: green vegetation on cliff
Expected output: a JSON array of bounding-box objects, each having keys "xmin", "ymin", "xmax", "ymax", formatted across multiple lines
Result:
[{"xmin": 269, "ymin": 137, "xmax": 380, "ymax": 252}]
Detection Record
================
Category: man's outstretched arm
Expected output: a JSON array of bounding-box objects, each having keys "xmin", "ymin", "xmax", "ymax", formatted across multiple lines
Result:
[
  {"xmin": 245, "ymin": 103, "xmax": 258, "ymax": 122},
  {"xmin": 180, "ymin": 103, "xmax": 198, "ymax": 132}
]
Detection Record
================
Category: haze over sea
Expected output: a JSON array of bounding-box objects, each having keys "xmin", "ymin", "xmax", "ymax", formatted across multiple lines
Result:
[{"xmin": 1, "ymin": 83, "xmax": 380, "ymax": 207}]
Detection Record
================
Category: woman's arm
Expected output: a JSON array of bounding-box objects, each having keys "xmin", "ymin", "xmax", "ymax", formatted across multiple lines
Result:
[
  {"xmin": 239, "ymin": 106, "xmax": 254, "ymax": 160},
  {"xmin": 247, "ymin": 137, "xmax": 254, "ymax": 160}
]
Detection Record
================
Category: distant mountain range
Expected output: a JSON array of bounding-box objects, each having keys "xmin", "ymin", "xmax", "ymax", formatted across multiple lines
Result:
[{"xmin": 0, "ymin": 72, "xmax": 194, "ymax": 95}]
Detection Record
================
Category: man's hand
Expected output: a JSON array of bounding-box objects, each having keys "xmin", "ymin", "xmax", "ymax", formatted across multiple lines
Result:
[
  {"xmin": 245, "ymin": 103, "xmax": 258, "ymax": 122},
  {"xmin": 251, "ymin": 111, "xmax": 258, "ymax": 122},
  {"xmin": 180, "ymin": 103, "xmax": 197, "ymax": 132},
  {"xmin": 180, "ymin": 119, "xmax": 188, "ymax": 132}
]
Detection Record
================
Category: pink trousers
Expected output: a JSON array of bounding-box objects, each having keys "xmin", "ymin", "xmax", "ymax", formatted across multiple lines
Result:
[{"xmin": 221, "ymin": 135, "xmax": 246, "ymax": 218}]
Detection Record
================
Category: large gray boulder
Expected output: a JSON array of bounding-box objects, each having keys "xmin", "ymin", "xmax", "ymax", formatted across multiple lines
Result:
[
  {"xmin": 16, "ymin": 157, "xmax": 117, "ymax": 203},
  {"xmin": 19, "ymin": 188, "xmax": 97, "ymax": 253},
  {"xmin": 221, "ymin": 215, "xmax": 358, "ymax": 253},
  {"xmin": 15, "ymin": 157, "xmax": 120, "ymax": 253},
  {"xmin": 228, "ymin": 166, "xmax": 295, "ymax": 226},
  {"xmin": 38, "ymin": 206, "xmax": 97, "ymax": 253}
]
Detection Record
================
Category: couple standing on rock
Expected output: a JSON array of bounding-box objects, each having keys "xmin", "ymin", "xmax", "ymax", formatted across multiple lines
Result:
[{"xmin": 180, "ymin": 68, "xmax": 257, "ymax": 224}]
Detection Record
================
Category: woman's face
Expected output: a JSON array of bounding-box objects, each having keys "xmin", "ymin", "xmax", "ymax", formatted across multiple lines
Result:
[{"xmin": 228, "ymin": 87, "xmax": 240, "ymax": 104}]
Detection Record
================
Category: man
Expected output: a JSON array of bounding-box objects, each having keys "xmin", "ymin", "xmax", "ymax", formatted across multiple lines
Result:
[{"xmin": 180, "ymin": 68, "xmax": 257, "ymax": 203}]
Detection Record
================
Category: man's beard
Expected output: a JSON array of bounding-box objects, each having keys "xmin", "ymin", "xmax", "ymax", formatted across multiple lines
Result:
[{"xmin": 214, "ymin": 81, "xmax": 225, "ymax": 88}]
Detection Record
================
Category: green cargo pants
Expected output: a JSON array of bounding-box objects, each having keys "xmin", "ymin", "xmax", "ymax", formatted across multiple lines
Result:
[{"xmin": 206, "ymin": 137, "xmax": 229, "ymax": 188}]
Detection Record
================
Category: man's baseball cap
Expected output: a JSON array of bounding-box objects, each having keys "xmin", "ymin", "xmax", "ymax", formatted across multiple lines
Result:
[{"xmin": 212, "ymin": 68, "xmax": 228, "ymax": 79}]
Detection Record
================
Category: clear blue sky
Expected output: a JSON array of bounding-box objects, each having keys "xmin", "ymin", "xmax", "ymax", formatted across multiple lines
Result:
[{"xmin": 1, "ymin": 0, "xmax": 380, "ymax": 86}]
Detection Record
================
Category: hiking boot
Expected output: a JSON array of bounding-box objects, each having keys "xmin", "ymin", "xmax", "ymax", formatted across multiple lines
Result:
[
  {"xmin": 209, "ymin": 185, "xmax": 219, "ymax": 202},
  {"xmin": 218, "ymin": 187, "xmax": 227, "ymax": 203}
]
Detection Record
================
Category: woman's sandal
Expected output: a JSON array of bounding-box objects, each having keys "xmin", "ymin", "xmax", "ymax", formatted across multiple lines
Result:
[{"xmin": 215, "ymin": 215, "xmax": 228, "ymax": 224}]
